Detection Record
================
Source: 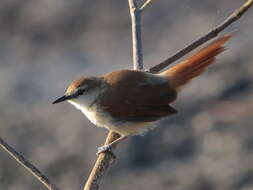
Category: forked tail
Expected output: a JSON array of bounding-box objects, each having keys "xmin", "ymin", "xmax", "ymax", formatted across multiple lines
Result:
[{"xmin": 160, "ymin": 35, "xmax": 231, "ymax": 90}]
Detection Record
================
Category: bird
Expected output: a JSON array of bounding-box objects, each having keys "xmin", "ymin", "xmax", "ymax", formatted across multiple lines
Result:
[{"xmin": 53, "ymin": 35, "xmax": 231, "ymax": 155}]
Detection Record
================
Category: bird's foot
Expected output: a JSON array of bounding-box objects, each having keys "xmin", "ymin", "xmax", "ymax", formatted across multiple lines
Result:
[
  {"xmin": 97, "ymin": 144, "xmax": 111, "ymax": 155},
  {"xmin": 96, "ymin": 145, "xmax": 116, "ymax": 159}
]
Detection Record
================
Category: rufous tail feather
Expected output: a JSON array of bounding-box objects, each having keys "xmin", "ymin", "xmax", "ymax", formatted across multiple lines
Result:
[{"xmin": 160, "ymin": 34, "xmax": 231, "ymax": 90}]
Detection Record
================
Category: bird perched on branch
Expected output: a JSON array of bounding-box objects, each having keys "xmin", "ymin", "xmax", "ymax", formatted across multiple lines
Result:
[{"xmin": 53, "ymin": 35, "xmax": 231, "ymax": 155}]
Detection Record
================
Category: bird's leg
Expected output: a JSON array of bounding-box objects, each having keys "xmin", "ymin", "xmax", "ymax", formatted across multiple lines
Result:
[{"xmin": 97, "ymin": 136, "xmax": 127, "ymax": 156}]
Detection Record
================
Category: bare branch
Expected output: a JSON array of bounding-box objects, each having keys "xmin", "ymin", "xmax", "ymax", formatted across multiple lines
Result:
[
  {"xmin": 149, "ymin": 0, "xmax": 253, "ymax": 73},
  {"xmin": 0, "ymin": 137, "xmax": 60, "ymax": 190},
  {"xmin": 140, "ymin": 0, "xmax": 153, "ymax": 10},
  {"xmin": 129, "ymin": 0, "xmax": 138, "ymax": 9},
  {"xmin": 83, "ymin": 132, "xmax": 120, "ymax": 190},
  {"xmin": 128, "ymin": 0, "xmax": 144, "ymax": 70}
]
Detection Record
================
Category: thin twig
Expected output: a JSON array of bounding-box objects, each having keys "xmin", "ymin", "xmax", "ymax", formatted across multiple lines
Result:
[
  {"xmin": 140, "ymin": 0, "xmax": 153, "ymax": 10},
  {"xmin": 0, "ymin": 137, "xmax": 60, "ymax": 190},
  {"xmin": 83, "ymin": 132, "xmax": 120, "ymax": 190},
  {"xmin": 149, "ymin": 0, "xmax": 253, "ymax": 73},
  {"xmin": 128, "ymin": 0, "xmax": 144, "ymax": 70}
]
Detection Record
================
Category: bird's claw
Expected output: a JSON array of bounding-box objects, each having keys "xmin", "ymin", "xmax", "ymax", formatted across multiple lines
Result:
[
  {"xmin": 96, "ymin": 145, "xmax": 113, "ymax": 155},
  {"xmin": 96, "ymin": 145, "xmax": 116, "ymax": 163},
  {"xmin": 97, "ymin": 144, "xmax": 111, "ymax": 154}
]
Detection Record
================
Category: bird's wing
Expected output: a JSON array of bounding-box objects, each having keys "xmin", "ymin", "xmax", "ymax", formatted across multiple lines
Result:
[{"xmin": 100, "ymin": 70, "xmax": 177, "ymax": 122}]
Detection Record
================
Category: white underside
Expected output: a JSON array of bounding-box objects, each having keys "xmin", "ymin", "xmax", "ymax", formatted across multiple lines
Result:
[{"xmin": 68, "ymin": 97, "xmax": 155, "ymax": 136}]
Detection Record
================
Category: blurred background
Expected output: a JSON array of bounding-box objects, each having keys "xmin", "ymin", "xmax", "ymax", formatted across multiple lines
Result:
[{"xmin": 0, "ymin": 0, "xmax": 253, "ymax": 190}]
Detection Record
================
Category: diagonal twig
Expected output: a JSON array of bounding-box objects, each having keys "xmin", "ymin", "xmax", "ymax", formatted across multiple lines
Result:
[
  {"xmin": 0, "ymin": 137, "xmax": 60, "ymax": 190},
  {"xmin": 149, "ymin": 0, "xmax": 253, "ymax": 73},
  {"xmin": 83, "ymin": 132, "xmax": 120, "ymax": 190},
  {"xmin": 140, "ymin": 0, "xmax": 153, "ymax": 10}
]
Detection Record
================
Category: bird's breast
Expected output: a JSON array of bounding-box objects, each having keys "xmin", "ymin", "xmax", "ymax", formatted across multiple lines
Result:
[{"xmin": 68, "ymin": 93, "xmax": 104, "ymax": 126}]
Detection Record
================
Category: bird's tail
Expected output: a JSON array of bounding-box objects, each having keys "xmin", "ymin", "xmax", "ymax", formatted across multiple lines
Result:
[{"xmin": 160, "ymin": 34, "xmax": 231, "ymax": 90}]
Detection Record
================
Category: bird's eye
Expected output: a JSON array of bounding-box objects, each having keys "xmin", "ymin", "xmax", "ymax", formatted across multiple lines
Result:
[
  {"xmin": 78, "ymin": 87, "xmax": 90, "ymax": 95},
  {"xmin": 77, "ymin": 89, "xmax": 85, "ymax": 95}
]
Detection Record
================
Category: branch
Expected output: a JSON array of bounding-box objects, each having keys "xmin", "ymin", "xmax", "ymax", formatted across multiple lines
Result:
[
  {"xmin": 128, "ymin": 0, "xmax": 144, "ymax": 70},
  {"xmin": 140, "ymin": 0, "xmax": 153, "ymax": 10},
  {"xmin": 83, "ymin": 132, "xmax": 120, "ymax": 190},
  {"xmin": 83, "ymin": 0, "xmax": 145, "ymax": 190},
  {"xmin": 0, "ymin": 137, "xmax": 60, "ymax": 190},
  {"xmin": 149, "ymin": 0, "xmax": 253, "ymax": 73}
]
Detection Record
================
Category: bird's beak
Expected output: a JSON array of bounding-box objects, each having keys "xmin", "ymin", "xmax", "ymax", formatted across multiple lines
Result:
[{"xmin": 52, "ymin": 95, "xmax": 69, "ymax": 104}]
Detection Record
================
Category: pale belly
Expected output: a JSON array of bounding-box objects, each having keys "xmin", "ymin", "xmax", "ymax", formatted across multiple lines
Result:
[{"xmin": 68, "ymin": 100, "xmax": 155, "ymax": 136}]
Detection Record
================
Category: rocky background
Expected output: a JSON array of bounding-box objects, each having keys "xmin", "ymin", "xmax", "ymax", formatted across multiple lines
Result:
[{"xmin": 1, "ymin": 0, "xmax": 253, "ymax": 190}]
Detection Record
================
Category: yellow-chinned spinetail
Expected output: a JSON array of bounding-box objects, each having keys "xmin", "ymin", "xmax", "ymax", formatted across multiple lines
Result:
[{"xmin": 53, "ymin": 35, "xmax": 231, "ymax": 155}]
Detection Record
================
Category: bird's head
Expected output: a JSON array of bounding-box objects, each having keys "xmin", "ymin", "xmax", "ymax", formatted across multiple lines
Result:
[{"xmin": 52, "ymin": 77, "xmax": 103, "ymax": 105}]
